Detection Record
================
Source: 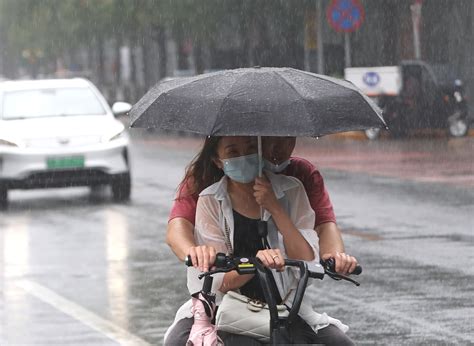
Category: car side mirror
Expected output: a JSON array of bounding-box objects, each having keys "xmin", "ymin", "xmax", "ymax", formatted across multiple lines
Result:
[{"xmin": 112, "ymin": 102, "xmax": 132, "ymax": 117}]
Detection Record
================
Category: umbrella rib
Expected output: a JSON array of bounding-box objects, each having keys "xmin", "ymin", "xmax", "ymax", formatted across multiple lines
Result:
[
  {"xmin": 297, "ymin": 69, "xmax": 386, "ymax": 126},
  {"xmin": 297, "ymin": 68, "xmax": 355, "ymax": 88},
  {"xmin": 211, "ymin": 73, "xmax": 246, "ymax": 135},
  {"xmin": 297, "ymin": 68, "xmax": 370, "ymax": 95},
  {"xmin": 342, "ymin": 86, "xmax": 386, "ymax": 126},
  {"xmin": 353, "ymin": 90, "xmax": 386, "ymax": 125},
  {"xmin": 131, "ymin": 71, "xmax": 234, "ymax": 128},
  {"xmin": 180, "ymin": 73, "xmax": 241, "ymax": 134},
  {"xmin": 275, "ymin": 70, "xmax": 314, "ymax": 132}
]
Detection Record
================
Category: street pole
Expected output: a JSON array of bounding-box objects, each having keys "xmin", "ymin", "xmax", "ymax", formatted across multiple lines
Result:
[
  {"xmin": 410, "ymin": 0, "xmax": 422, "ymax": 59},
  {"xmin": 304, "ymin": 8, "xmax": 314, "ymax": 71},
  {"xmin": 344, "ymin": 32, "xmax": 351, "ymax": 67},
  {"xmin": 317, "ymin": 0, "xmax": 324, "ymax": 74},
  {"xmin": 304, "ymin": 45, "xmax": 310, "ymax": 71}
]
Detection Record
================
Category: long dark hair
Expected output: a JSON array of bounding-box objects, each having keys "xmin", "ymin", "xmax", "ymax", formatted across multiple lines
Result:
[{"xmin": 177, "ymin": 136, "xmax": 224, "ymax": 199}]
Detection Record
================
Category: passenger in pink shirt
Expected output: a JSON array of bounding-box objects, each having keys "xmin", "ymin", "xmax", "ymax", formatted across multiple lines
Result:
[{"xmin": 167, "ymin": 137, "xmax": 357, "ymax": 274}]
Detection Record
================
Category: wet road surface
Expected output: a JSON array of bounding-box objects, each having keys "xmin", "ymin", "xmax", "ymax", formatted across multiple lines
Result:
[{"xmin": 1, "ymin": 131, "xmax": 473, "ymax": 345}]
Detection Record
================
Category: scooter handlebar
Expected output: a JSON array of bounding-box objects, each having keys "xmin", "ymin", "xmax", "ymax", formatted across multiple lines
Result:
[
  {"xmin": 320, "ymin": 258, "xmax": 362, "ymax": 275},
  {"xmin": 185, "ymin": 253, "xmax": 362, "ymax": 277},
  {"xmin": 184, "ymin": 253, "xmax": 231, "ymax": 268},
  {"xmin": 185, "ymin": 255, "xmax": 192, "ymax": 267},
  {"xmin": 353, "ymin": 266, "xmax": 363, "ymax": 275}
]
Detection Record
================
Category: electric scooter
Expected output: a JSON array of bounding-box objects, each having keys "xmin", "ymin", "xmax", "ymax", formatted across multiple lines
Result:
[{"xmin": 186, "ymin": 253, "xmax": 361, "ymax": 345}]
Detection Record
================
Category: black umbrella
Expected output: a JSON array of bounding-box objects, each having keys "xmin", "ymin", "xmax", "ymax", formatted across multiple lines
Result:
[{"xmin": 129, "ymin": 67, "xmax": 386, "ymax": 136}]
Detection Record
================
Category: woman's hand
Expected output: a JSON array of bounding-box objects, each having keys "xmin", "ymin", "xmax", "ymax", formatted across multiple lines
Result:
[
  {"xmin": 253, "ymin": 176, "xmax": 282, "ymax": 215},
  {"xmin": 187, "ymin": 245, "xmax": 217, "ymax": 272},
  {"xmin": 256, "ymin": 248, "xmax": 285, "ymax": 272},
  {"xmin": 321, "ymin": 252, "xmax": 358, "ymax": 275}
]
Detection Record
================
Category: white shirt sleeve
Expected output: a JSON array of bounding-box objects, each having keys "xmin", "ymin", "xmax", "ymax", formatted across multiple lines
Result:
[{"xmin": 186, "ymin": 195, "xmax": 227, "ymax": 302}]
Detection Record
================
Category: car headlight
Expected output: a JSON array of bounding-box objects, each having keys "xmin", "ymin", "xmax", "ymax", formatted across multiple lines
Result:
[
  {"xmin": 0, "ymin": 139, "xmax": 20, "ymax": 147},
  {"xmin": 109, "ymin": 130, "xmax": 126, "ymax": 141},
  {"xmin": 102, "ymin": 128, "xmax": 126, "ymax": 142}
]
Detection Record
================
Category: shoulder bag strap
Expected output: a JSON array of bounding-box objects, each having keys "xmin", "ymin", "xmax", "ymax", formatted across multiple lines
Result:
[{"xmin": 219, "ymin": 200, "xmax": 233, "ymax": 256}]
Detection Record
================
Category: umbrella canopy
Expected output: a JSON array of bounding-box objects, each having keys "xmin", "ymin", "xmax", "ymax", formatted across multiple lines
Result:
[{"xmin": 129, "ymin": 67, "xmax": 386, "ymax": 137}]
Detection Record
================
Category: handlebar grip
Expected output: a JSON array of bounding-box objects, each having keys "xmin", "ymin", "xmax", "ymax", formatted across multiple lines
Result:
[
  {"xmin": 184, "ymin": 255, "xmax": 193, "ymax": 267},
  {"xmin": 352, "ymin": 265, "xmax": 362, "ymax": 275},
  {"xmin": 184, "ymin": 253, "xmax": 229, "ymax": 268},
  {"xmin": 321, "ymin": 258, "xmax": 362, "ymax": 275}
]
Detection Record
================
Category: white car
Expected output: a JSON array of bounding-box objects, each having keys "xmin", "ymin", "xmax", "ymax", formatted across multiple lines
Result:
[{"xmin": 0, "ymin": 78, "xmax": 132, "ymax": 208}]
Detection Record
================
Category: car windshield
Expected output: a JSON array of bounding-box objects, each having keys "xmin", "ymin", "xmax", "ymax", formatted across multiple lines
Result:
[
  {"xmin": 1, "ymin": 87, "xmax": 107, "ymax": 120},
  {"xmin": 430, "ymin": 64, "xmax": 460, "ymax": 86}
]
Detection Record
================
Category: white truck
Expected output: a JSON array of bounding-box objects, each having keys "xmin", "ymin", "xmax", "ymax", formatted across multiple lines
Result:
[
  {"xmin": 344, "ymin": 66, "xmax": 401, "ymax": 98},
  {"xmin": 344, "ymin": 66, "xmax": 401, "ymax": 139},
  {"xmin": 344, "ymin": 61, "xmax": 469, "ymax": 139}
]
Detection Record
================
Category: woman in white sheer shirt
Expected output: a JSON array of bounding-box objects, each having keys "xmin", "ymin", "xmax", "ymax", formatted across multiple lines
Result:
[{"xmin": 164, "ymin": 136, "xmax": 354, "ymax": 346}]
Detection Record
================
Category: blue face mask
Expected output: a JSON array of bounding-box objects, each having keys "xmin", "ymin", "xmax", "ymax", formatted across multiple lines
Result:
[
  {"xmin": 263, "ymin": 158, "xmax": 291, "ymax": 173},
  {"xmin": 221, "ymin": 153, "xmax": 260, "ymax": 183}
]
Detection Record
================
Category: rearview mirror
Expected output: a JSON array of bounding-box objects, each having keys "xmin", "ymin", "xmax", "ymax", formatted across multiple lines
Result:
[{"xmin": 112, "ymin": 102, "xmax": 132, "ymax": 116}]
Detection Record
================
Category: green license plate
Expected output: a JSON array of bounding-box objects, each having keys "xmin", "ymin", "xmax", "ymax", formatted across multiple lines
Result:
[{"xmin": 47, "ymin": 156, "xmax": 85, "ymax": 169}]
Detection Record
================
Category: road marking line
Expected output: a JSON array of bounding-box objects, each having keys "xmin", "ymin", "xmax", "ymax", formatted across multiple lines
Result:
[
  {"xmin": 309, "ymin": 288, "xmax": 473, "ymax": 344},
  {"xmin": 16, "ymin": 279, "xmax": 151, "ymax": 346}
]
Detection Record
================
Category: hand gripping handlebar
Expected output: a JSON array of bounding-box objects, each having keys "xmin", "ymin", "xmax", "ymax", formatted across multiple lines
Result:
[{"xmin": 185, "ymin": 253, "xmax": 361, "ymax": 284}]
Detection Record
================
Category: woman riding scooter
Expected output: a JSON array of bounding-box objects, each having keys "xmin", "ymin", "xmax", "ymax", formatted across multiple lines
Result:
[{"xmin": 164, "ymin": 136, "xmax": 355, "ymax": 345}]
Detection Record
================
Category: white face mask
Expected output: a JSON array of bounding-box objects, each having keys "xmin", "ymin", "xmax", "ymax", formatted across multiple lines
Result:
[
  {"xmin": 221, "ymin": 153, "xmax": 260, "ymax": 183},
  {"xmin": 263, "ymin": 159, "xmax": 291, "ymax": 173}
]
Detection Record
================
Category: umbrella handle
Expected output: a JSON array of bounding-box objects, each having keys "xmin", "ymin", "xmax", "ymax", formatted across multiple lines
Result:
[
  {"xmin": 258, "ymin": 136, "xmax": 264, "ymax": 220},
  {"xmin": 258, "ymin": 136, "xmax": 263, "ymax": 178}
]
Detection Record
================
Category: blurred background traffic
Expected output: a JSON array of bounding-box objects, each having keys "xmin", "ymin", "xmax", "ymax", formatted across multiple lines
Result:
[{"xmin": 0, "ymin": 0, "xmax": 472, "ymax": 107}]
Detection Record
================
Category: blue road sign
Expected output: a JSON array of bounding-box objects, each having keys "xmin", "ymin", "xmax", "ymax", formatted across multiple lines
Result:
[{"xmin": 327, "ymin": 0, "xmax": 365, "ymax": 33}]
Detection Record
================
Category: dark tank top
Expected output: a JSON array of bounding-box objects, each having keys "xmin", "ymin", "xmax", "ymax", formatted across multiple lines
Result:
[{"xmin": 232, "ymin": 209, "xmax": 267, "ymax": 302}]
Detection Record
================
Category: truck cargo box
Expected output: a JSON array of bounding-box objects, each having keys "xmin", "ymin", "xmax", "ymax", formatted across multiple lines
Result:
[{"xmin": 344, "ymin": 66, "xmax": 401, "ymax": 97}]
